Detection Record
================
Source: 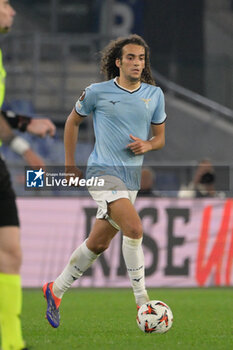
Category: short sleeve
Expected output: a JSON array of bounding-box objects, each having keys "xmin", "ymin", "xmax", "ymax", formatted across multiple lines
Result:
[
  {"xmin": 151, "ymin": 88, "xmax": 167, "ymax": 125},
  {"xmin": 75, "ymin": 85, "xmax": 96, "ymax": 117}
]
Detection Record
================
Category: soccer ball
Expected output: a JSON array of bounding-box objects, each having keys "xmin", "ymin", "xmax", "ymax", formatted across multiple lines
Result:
[{"xmin": 136, "ymin": 300, "xmax": 173, "ymax": 334}]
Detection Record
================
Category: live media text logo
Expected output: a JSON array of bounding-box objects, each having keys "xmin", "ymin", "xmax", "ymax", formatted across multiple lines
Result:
[{"xmin": 25, "ymin": 168, "xmax": 104, "ymax": 190}]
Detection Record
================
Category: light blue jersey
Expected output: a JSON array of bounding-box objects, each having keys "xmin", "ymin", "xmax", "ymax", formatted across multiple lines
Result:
[{"xmin": 75, "ymin": 78, "xmax": 166, "ymax": 190}]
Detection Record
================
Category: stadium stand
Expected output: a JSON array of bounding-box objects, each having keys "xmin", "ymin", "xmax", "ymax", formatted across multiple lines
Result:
[{"xmin": 2, "ymin": 0, "xmax": 233, "ymax": 196}]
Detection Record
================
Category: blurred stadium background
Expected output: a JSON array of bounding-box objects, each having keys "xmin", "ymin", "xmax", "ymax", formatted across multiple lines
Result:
[
  {"xmin": 1, "ymin": 0, "xmax": 233, "ymax": 290},
  {"xmin": 2, "ymin": 0, "xmax": 233, "ymax": 196}
]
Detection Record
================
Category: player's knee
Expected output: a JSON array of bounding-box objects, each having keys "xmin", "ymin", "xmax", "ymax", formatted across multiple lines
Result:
[
  {"xmin": 88, "ymin": 241, "xmax": 109, "ymax": 255},
  {"xmin": 124, "ymin": 222, "xmax": 143, "ymax": 239}
]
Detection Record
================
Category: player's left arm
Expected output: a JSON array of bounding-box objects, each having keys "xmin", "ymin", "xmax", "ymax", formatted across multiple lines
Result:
[
  {"xmin": 127, "ymin": 123, "xmax": 165, "ymax": 155},
  {"xmin": 148, "ymin": 122, "xmax": 165, "ymax": 151}
]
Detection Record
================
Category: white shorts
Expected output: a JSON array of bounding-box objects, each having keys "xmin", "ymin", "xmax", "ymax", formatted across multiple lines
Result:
[{"xmin": 88, "ymin": 175, "xmax": 138, "ymax": 231}]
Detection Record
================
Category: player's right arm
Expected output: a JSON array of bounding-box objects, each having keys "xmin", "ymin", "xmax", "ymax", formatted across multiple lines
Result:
[
  {"xmin": 65, "ymin": 86, "xmax": 95, "ymax": 180},
  {"xmin": 64, "ymin": 108, "xmax": 84, "ymax": 178}
]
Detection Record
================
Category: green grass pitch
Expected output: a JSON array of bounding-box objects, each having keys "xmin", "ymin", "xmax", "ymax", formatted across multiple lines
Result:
[{"xmin": 21, "ymin": 288, "xmax": 232, "ymax": 350}]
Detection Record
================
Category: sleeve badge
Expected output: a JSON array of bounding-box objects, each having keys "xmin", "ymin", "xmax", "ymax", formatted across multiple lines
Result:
[{"xmin": 79, "ymin": 90, "xmax": 86, "ymax": 101}]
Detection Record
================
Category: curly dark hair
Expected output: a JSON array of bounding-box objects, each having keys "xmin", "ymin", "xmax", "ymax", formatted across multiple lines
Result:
[{"xmin": 100, "ymin": 34, "xmax": 155, "ymax": 85}]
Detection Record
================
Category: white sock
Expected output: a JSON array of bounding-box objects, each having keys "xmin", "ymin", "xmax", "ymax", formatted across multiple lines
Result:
[
  {"xmin": 53, "ymin": 240, "xmax": 98, "ymax": 298},
  {"xmin": 122, "ymin": 236, "xmax": 149, "ymax": 306}
]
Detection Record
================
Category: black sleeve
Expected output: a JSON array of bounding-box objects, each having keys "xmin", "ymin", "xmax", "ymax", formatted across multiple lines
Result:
[{"xmin": 1, "ymin": 110, "xmax": 31, "ymax": 132}]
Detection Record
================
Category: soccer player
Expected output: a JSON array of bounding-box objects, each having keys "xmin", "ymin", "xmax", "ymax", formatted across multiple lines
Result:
[
  {"xmin": 43, "ymin": 34, "xmax": 166, "ymax": 328},
  {"xmin": 0, "ymin": 1, "xmax": 56, "ymax": 349}
]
